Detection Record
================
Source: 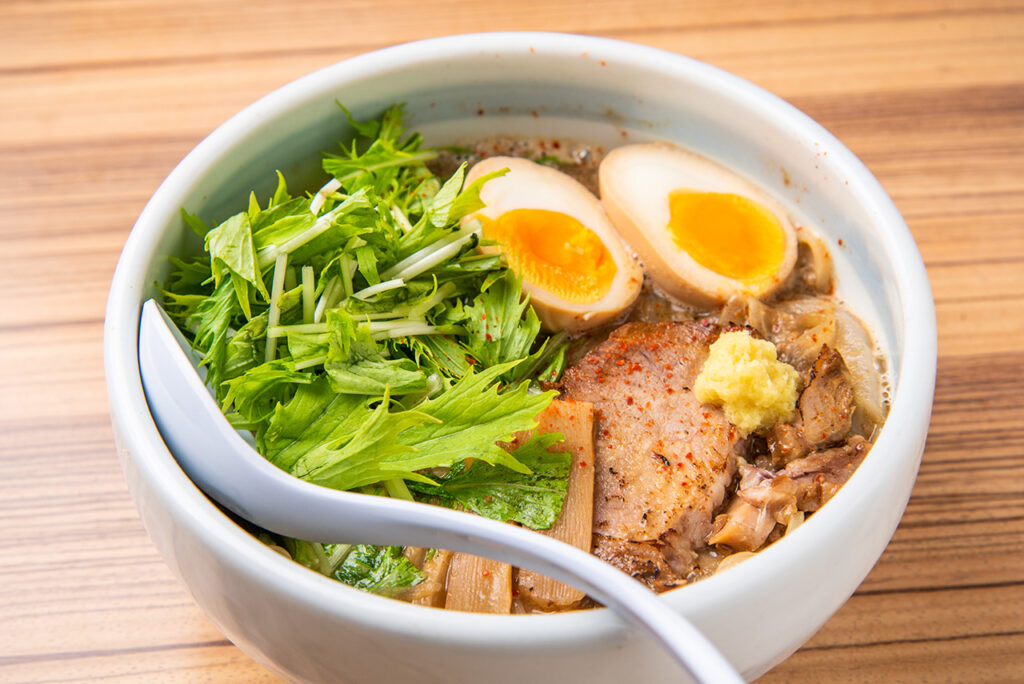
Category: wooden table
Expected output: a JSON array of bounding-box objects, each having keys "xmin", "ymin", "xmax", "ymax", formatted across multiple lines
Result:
[{"xmin": 2, "ymin": 1, "xmax": 1021, "ymax": 681}]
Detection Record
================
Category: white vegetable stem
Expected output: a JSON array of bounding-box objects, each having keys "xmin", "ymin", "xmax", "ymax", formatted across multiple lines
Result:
[
  {"xmin": 301, "ymin": 281, "xmax": 456, "ymax": 334},
  {"xmin": 371, "ymin": 323, "xmax": 462, "ymax": 341},
  {"xmin": 309, "ymin": 178, "xmax": 342, "ymax": 216},
  {"xmin": 384, "ymin": 478, "xmax": 414, "ymax": 501},
  {"xmin": 293, "ymin": 354, "xmax": 328, "ymax": 371},
  {"xmin": 265, "ymin": 253, "xmax": 289, "ymax": 362},
  {"xmin": 381, "ymin": 224, "xmax": 480, "ymax": 282},
  {"xmin": 301, "ymin": 266, "xmax": 315, "ymax": 324},
  {"xmin": 406, "ymin": 282, "xmax": 457, "ymax": 318},
  {"xmin": 268, "ymin": 319, "xmax": 427, "ymax": 339},
  {"xmin": 351, "ymin": 278, "xmax": 405, "ymax": 301},
  {"xmin": 313, "ymin": 277, "xmax": 342, "ymax": 324},
  {"xmin": 390, "ymin": 205, "xmax": 414, "ymax": 233},
  {"xmin": 339, "ymin": 254, "xmax": 355, "ymax": 298},
  {"xmin": 257, "ymin": 201, "xmax": 349, "ymax": 268}
]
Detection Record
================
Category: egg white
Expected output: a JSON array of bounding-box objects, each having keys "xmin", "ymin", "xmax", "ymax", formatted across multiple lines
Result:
[
  {"xmin": 599, "ymin": 143, "xmax": 798, "ymax": 307},
  {"xmin": 465, "ymin": 157, "xmax": 643, "ymax": 332}
]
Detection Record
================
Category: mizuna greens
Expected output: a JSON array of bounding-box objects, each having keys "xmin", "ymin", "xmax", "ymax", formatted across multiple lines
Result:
[{"xmin": 163, "ymin": 105, "xmax": 571, "ymax": 595}]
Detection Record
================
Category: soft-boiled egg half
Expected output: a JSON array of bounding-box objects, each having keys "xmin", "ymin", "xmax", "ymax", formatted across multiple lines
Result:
[
  {"xmin": 599, "ymin": 143, "xmax": 798, "ymax": 307},
  {"xmin": 464, "ymin": 157, "xmax": 643, "ymax": 332}
]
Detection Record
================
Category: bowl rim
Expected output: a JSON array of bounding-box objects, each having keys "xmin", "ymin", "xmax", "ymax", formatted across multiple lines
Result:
[{"xmin": 104, "ymin": 30, "xmax": 937, "ymax": 651}]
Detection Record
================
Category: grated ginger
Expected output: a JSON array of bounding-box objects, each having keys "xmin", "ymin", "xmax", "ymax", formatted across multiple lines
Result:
[{"xmin": 694, "ymin": 330, "xmax": 799, "ymax": 435}]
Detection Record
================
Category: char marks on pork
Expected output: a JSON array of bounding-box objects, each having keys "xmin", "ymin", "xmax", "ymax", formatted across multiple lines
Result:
[{"xmin": 559, "ymin": 321, "xmax": 740, "ymax": 584}]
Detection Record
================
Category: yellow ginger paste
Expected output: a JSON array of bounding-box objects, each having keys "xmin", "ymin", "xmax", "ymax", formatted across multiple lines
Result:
[{"xmin": 694, "ymin": 330, "xmax": 800, "ymax": 435}]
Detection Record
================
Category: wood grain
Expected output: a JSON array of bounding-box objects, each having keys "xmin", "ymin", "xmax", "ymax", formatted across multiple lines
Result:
[{"xmin": 1, "ymin": 1, "xmax": 1021, "ymax": 681}]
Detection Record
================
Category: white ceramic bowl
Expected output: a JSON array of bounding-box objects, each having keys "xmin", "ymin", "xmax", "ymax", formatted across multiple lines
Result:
[{"xmin": 105, "ymin": 32, "xmax": 936, "ymax": 683}]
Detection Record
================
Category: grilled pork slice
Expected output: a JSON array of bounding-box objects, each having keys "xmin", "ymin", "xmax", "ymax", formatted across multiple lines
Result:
[
  {"xmin": 709, "ymin": 435, "xmax": 869, "ymax": 551},
  {"xmin": 560, "ymin": 321, "xmax": 740, "ymax": 581},
  {"xmin": 800, "ymin": 345, "xmax": 856, "ymax": 445},
  {"xmin": 592, "ymin": 536, "xmax": 686, "ymax": 592},
  {"xmin": 781, "ymin": 435, "xmax": 869, "ymax": 512}
]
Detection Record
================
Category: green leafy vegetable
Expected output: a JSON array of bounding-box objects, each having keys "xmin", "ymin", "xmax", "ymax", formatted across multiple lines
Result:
[
  {"xmin": 262, "ymin": 362, "xmax": 554, "ymax": 491},
  {"xmin": 323, "ymin": 311, "xmax": 428, "ymax": 395},
  {"xmin": 282, "ymin": 539, "xmax": 353, "ymax": 576},
  {"xmin": 189, "ymin": 278, "xmax": 241, "ymax": 389},
  {"xmin": 205, "ymin": 211, "xmax": 268, "ymax": 318},
  {"xmin": 163, "ymin": 105, "xmax": 579, "ymax": 592},
  {"xmin": 221, "ymin": 361, "xmax": 313, "ymax": 424},
  {"xmin": 181, "ymin": 209, "xmax": 212, "ymax": 238},
  {"xmin": 333, "ymin": 545, "xmax": 425, "ymax": 596},
  {"xmin": 410, "ymin": 432, "xmax": 571, "ymax": 530},
  {"xmin": 459, "ymin": 270, "xmax": 551, "ymax": 382},
  {"xmin": 534, "ymin": 154, "xmax": 572, "ymax": 167},
  {"xmin": 267, "ymin": 537, "xmax": 424, "ymax": 598}
]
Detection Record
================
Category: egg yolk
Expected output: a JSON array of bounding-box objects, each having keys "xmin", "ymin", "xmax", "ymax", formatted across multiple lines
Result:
[
  {"xmin": 667, "ymin": 192, "xmax": 786, "ymax": 286},
  {"xmin": 480, "ymin": 208, "xmax": 617, "ymax": 304}
]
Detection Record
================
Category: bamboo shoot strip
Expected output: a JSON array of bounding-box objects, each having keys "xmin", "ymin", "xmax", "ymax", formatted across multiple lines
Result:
[
  {"xmin": 444, "ymin": 552, "xmax": 513, "ymax": 614},
  {"xmin": 408, "ymin": 550, "xmax": 453, "ymax": 608},
  {"xmin": 516, "ymin": 400, "xmax": 596, "ymax": 610}
]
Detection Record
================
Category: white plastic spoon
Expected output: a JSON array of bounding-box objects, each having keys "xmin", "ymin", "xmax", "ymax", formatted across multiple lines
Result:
[{"xmin": 137, "ymin": 298, "xmax": 742, "ymax": 684}]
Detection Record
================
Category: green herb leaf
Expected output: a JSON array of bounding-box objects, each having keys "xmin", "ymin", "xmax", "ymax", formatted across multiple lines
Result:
[
  {"xmin": 162, "ymin": 105, "xmax": 570, "ymax": 529},
  {"xmin": 221, "ymin": 362, "xmax": 313, "ymax": 424},
  {"xmin": 282, "ymin": 539, "xmax": 352, "ymax": 576},
  {"xmin": 326, "ymin": 358, "xmax": 427, "ymax": 396},
  {"xmin": 406, "ymin": 334, "xmax": 472, "ymax": 380},
  {"xmin": 270, "ymin": 170, "xmax": 291, "ymax": 207},
  {"xmin": 462, "ymin": 271, "xmax": 538, "ymax": 366},
  {"xmin": 323, "ymin": 105, "xmax": 437, "ymax": 196},
  {"xmin": 410, "ymin": 432, "xmax": 571, "ymax": 529},
  {"xmin": 205, "ymin": 212, "xmax": 270, "ymax": 309},
  {"xmin": 253, "ymin": 191, "xmax": 372, "ymax": 267},
  {"xmin": 285, "ymin": 388, "xmax": 437, "ymax": 488},
  {"xmin": 323, "ymin": 315, "xmax": 428, "ymax": 395},
  {"xmin": 388, "ymin": 361, "xmax": 554, "ymax": 476},
  {"xmin": 260, "ymin": 378, "xmax": 364, "ymax": 471},
  {"xmin": 181, "ymin": 209, "xmax": 212, "ymax": 238},
  {"xmin": 223, "ymin": 312, "xmax": 268, "ymax": 383},
  {"xmin": 333, "ymin": 545, "xmax": 424, "ymax": 597},
  {"xmin": 447, "ymin": 168, "xmax": 508, "ymax": 224},
  {"xmin": 263, "ymin": 362, "xmax": 553, "ymax": 491},
  {"xmin": 318, "ymin": 310, "xmax": 426, "ymax": 395},
  {"xmin": 457, "ymin": 270, "xmax": 565, "ymax": 383},
  {"xmin": 190, "ymin": 277, "xmax": 240, "ymax": 389}
]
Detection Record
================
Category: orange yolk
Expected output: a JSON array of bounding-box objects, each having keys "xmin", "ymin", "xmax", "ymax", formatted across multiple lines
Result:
[
  {"xmin": 667, "ymin": 191, "xmax": 786, "ymax": 286},
  {"xmin": 480, "ymin": 208, "xmax": 617, "ymax": 304}
]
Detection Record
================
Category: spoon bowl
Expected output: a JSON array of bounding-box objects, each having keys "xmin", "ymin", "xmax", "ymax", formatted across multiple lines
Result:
[{"xmin": 137, "ymin": 298, "xmax": 741, "ymax": 683}]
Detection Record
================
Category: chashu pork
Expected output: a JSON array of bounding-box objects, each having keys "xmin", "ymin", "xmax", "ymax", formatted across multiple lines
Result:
[
  {"xmin": 559, "ymin": 321, "xmax": 741, "ymax": 584},
  {"xmin": 767, "ymin": 344, "xmax": 856, "ymax": 466},
  {"xmin": 709, "ymin": 435, "xmax": 869, "ymax": 552}
]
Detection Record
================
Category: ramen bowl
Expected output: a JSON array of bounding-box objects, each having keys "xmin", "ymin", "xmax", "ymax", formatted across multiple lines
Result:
[{"xmin": 104, "ymin": 32, "xmax": 936, "ymax": 682}]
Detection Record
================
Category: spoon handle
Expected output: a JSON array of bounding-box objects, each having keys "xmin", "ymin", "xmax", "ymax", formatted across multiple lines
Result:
[{"xmin": 139, "ymin": 299, "xmax": 742, "ymax": 683}]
